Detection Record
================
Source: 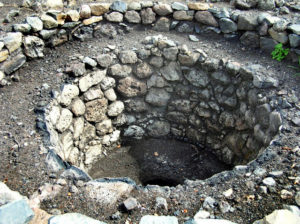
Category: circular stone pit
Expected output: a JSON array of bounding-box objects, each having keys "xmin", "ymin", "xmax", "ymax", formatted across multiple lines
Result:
[{"xmin": 44, "ymin": 35, "xmax": 282, "ymax": 187}]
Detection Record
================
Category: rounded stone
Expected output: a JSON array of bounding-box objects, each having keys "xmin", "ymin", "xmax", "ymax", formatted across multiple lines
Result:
[
  {"xmin": 107, "ymin": 101, "xmax": 125, "ymax": 117},
  {"xmin": 71, "ymin": 98, "xmax": 86, "ymax": 116}
]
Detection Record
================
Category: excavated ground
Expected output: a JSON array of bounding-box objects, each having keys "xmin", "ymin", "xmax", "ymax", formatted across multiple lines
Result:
[{"xmin": 0, "ymin": 1, "xmax": 300, "ymax": 224}]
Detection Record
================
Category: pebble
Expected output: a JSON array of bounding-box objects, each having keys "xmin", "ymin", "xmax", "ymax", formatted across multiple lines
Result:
[
  {"xmin": 155, "ymin": 197, "xmax": 168, "ymax": 210},
  {"xmin": 262, "ymin": 177, "xmax": 276, "ymax": 186},
  {"xmin": 123, "ymin": 197, "xmax": 138, "ymax": 211},
  {"xmin": 189, "ymin": 35, "xmax": 199, "ymax": 42}
]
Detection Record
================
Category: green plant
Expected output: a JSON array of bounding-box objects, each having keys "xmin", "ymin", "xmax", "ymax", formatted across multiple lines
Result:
[{"xmin": 271, "ymin": 43, "xmax": 289, "ymax": 61}]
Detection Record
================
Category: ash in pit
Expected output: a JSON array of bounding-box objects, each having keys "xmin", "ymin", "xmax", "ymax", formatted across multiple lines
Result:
[{"xmin": 89, "ymin": 138, "xmax": 232, "ymax": 187}]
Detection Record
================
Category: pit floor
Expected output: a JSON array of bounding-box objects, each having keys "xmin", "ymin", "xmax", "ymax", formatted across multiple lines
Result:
[{"xmin": 89, "ymin": 138, "xmax": 232, "ymax": 186}]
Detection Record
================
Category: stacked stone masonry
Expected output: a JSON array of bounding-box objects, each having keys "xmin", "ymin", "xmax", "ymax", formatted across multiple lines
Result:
[
  {"xmin": 0, "ymin": 1, "xmax": 299, "ymax": 85},
  {"xmin": 45, "ymin": 34, "xmax": 282, "ymax": 171}
]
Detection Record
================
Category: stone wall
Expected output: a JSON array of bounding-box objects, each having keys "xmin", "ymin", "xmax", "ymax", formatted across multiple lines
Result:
[
  {"xmin": 0, "ymin": 1, "xmax": 299, "ymax": 86},
  {"xmin": 45, "ymin": 35, "xmax": 282, "ymax": 171}
]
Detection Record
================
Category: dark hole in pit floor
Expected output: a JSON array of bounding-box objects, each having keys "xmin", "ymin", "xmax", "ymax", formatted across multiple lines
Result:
[{"xmin": 89, "ymin": 138, "xmax": 232, "ymax": 187}]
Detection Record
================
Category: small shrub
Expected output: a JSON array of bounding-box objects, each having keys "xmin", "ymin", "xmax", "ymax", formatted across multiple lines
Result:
[{"xmin": 271, "ymin": 43, "xmax": 289, "ymax": 62}]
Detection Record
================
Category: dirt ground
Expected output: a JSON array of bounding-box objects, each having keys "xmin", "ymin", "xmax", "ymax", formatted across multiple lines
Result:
[{"xmin": 0, "ymin": 1, "xmax": 299, "ymax": 224}]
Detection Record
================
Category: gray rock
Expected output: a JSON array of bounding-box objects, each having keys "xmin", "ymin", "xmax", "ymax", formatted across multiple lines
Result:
[
  {"xmin": 56, "ymin": 108, "xmax": 73, "ymax": 132},
  {"xmin": 219, "ymin": 18, "xmax": 237, "ymax": 33},
  {"xmin": 124, "ymin": 125, "xmax": 145, "ymax": 139},
  {"xmin": 135, "ymin": 62, "xmax": 152, "ymax": 78},
  {"xmin": 23, "ymin": 36, "xmax": 45, "ymax": 58},
  {"xmin": 85, "ymin": 98, "xmax": 108, "ymax": 122},
  {"xmin": 292, "ymin": 118, "xmax": 300, "ymax": 127},
  {"xmin": 240, "ymin": 31, "xmax": 260, "ymax": 48},
  {"xmin": 105, "ymin": 12, "xmax": 123, "ymax": 23},
  {"xmin": 260, "ymin": 37, "xmax": 278, "ymax": 53},
  {"xmin": 289, "ymin": 34, "xmax": 300, "ymax": 48},
  {"xmin": 117, "ymin": 77, "xmax": 147, "ymax": 97},
  {"xmin": 253, "ymin": 71, "xmax": 279, "ymax": 88},
  {"xmin": 263, "ymin": 209, "xmax": 300, "ymax": 224},
  {"xmin": 178, "ymin": 52, "xmax": 200, "ymax": 66},
  {"xmin": 155, "ymin": 197, "xmax": 168, "ymax": 210},
  {"xmin": 61, "ymin": 166, "xmax": 92, "ymax": 181},
  {"xmin": 80, "ymin": 4, "xmax": 91, "ymax": 19},
  {"xmin": 235, "ymin": 0, "xmax": 258, "ymax": 9},
  {"xmin": 0, "ymin": 200, "xmax": 34, "ymax": 224},
  {"xmin": 154, "ymin": 17, "xmax": 170, "ymax": 32},
  {"xmin": 40, "ymin": 29, "xmax": 57, "ymax": 40},
  {"xmin": 153, "ymin": 3, "xmax": 173, "ymax": 16},
  {"xmin": 255, "ymin": 103, "xmax": 271, "ymax": 128},
  {"xmin": 107, "ymin": 101, "xmax": 124, "ymax": 116},
  {"xmin": 83, "ymin": 56, "xmax": 97, "ymax": 67},
  {"xmin": 110, "ymin": 1, "xmax": 127, "ymax": 13},
  {"xmin": 161, "ymin": 61, "xmax": 182, "ymax": 81},
  {"xmin": 273, "ymin": 19, "xmax": 289, "ymax": 32},
  {"xmin": 1, "ymin": 53, "xmax": 26, "ymax": 75},
  {"xmin": 194, "ymin": 210, "xmax": 210, "ymax": 220},
  {"xmin": 211, "ymin": 71, "xmax": 231, "ymax": 85},
  {"xmin": 109, "ymin": 64, "xmax": 132, "ymax": 78},
  {"xmin": 26, "ymin": 16, "xmax": 43, "ymax": 32},
  {"xmin": 104, "ymin": 88, "xmax": 117, "ymax": 101},
  {"xmin": 173, "ymin": 10, "xmax": 194, "ymax": 21},
  {"xmin": 45, "ymin": 150, "xmax": 66, "ymax": 172},
  {"xmin": 59, "ymin": 84, "xmax": 79, "ymax": 106},
  {"xmin": 141, "ymin": 8, "xmax": 156, "ymax": 24},
  {"xmin": 79, "ymin": 70, "xmax": 106, "ymax": 92},
  {"xmin": 166, "ymin": 111, "xmax": 188, "ymax": 124},
  {"xmin": 268, "ymin": 28, "xmax": 288, "ymax": 44},
  {"xmin": 147, "ymin": 121, "xmax": 170, "ymax": 137},
  {"xmin": 49, "ymin": 213, "xmax": 106, "ymax": 224},
  {"xmin": 128, "ymin": 2, "xmax": 141, "ymax": 10},
  {"xmin": 119, "ymin": 50, "xmax": 138, "ymax": 64},
  {"xmin": 83, "ymin": 87, "xmax": 104, "ymax": 101},
  {"xmin": 0, "ymin": 182, "xmax": 26, "ymax": 206},
  {"xmin": 145, "ymin": 88, "xmax": 170, "ymax": 106},
  {"xmin": 150, "ymin": 56, "xmax": 164, "ymax": 68},
  {"xmin": 3, "ymin": 32, "xmax": 22, "ymax": 53},
  {"xmin": 258, "ymin": 0, "xmax": 275, "ymax": 10},
  {"xmin": 125, "ymin": 99, "xmax": 148, "ymax": 112},
  {"xmin": 73, "ymin": 117, "xmax": 84, "ymax": 139},
  {"xmin": 172, "ymin": 2, "xmax": 188, "ymax": 11},
  {"xmin": 100, "ymin": 77, "xmax": 116, "ymax": 91},
  {"xmin": 176, "ymin": 21, "xmax": 194, "ymax": 33},
  {"xmin": 262, "ymin": 177, "xmax": 276, "ymax": 186},
  {"xmin": 184, "ymin": 69, "xmax": 209, "ymax": 87},
  {"xmin": 288, "ymin": 24, "xmax": 300, "ymax": 35},
  {"xmin": 96, "ymin": 54, "xmax": 113, "ymax": 68},
  {"xmin": 163, "ymin": 47, "xmax": 178, "ymax": 61},
  {"xmin": 137, "ymin": 48, "xmax": 151, "ymax": 59},
  {"xmin": 123, "ymin": 197, "xmax": 138, "ymax": 211},
  {"xmin": 296, "ymin": 192, "xmax": 300, "ymax": 206},
  {"xmin": 203, "ymin": 197, "xmax": 216, "ymax": 210},
  {"xmin": 13, "ymin": 24, "xmax": 31, "ymax": 33},
  {"xmin": 237, "ymin": 14, "xmax": 258, "ymax": 30},
  {"xmin": 71, "ymin": 98, "xmax": 85, "ymax": 116},
  {"xmin": 189, "ymin": 35, "xmax": 199, "ymax": 42},
  {"xmin": 96, "ymin": 119, "xmax": 113, "ymax": 135},
  {"xmin": 124, "ymin": 10, "xmax": 141, "ymax": 23},
  {"xmin": 269, "ymin": 112, "xmax": 282, "ymax": 133},
  {"xmin": 140, "ymin": 215, "xmax": 178, "ymax": 224},
  {"xmin": 41, "ymin": 14, "xmax": 58, "ymax": 29},
  {"xmin": 195, "ymin": 11, "xmax": 218, "ymax": 27}
]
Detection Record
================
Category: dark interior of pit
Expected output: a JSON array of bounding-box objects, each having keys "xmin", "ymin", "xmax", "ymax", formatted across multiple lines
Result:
[{"xmin": 89, "ymin": 138, "xmax": 232, "ymax": 186}]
